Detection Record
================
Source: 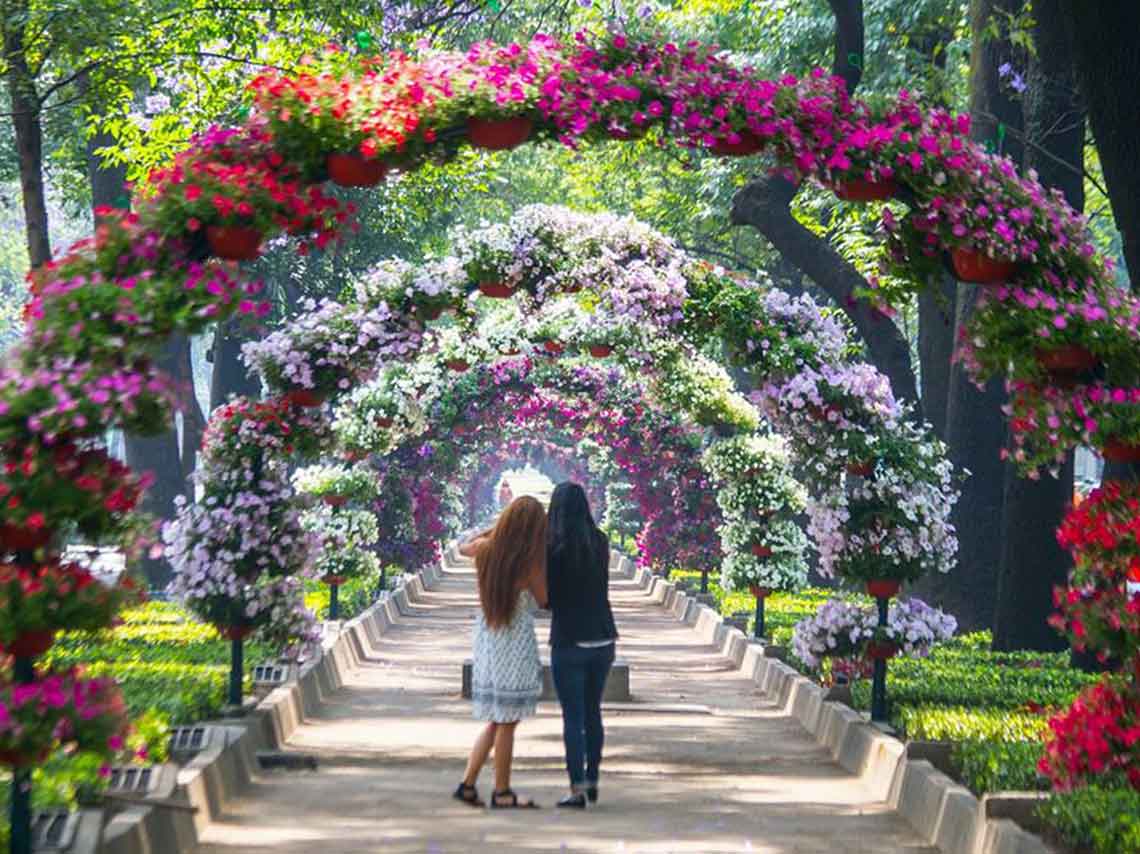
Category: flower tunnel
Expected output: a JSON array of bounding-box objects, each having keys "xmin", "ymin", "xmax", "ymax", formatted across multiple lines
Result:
[{"xmin": 3, "ymin": 27, "xmax": 1137, "ymax": 836}]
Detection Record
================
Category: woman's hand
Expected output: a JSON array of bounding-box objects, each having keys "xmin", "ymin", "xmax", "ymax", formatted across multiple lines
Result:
[{"xmin": 457, "ymin": 528, "xmax": 492, "ymax": 558}]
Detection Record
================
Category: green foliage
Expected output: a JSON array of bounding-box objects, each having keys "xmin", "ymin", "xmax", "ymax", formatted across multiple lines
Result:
[
  {"xmin": 952, "ymin": 741, "xmax": 1046, "ymax": 795},
  {"xmin": 1038, "ymin": 781, "xmax": 1140, "ymax": 854},
  {"xmin": 896, "ymin": 706, "xmax": 1047, "ymax": 742}
]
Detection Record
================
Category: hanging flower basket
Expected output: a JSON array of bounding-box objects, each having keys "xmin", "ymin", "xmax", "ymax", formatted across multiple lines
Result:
[
  {"xmin": 322, "ymin": 575, "xmax": 348, "ymax": 587},
  {"xmin": 0, "ymin": 748, "xmax": 48, "ymax": 768},
  {"xmin": 1035, "ymin": 345, "xmax": 1099, "ymax": 378},
  {"xmin": 0, "ymin": 524, "xmax": 53, "ymax": 552},
  {"xmin": 1100, "ymin": 438, "xmax": 1140, "ymax": 464},
  {"xmin": 322, "ymin": 494, "xmax": 349, "ymax": 508},
  {"xmin": 467, "ymin": 116, "xmax": 533, "ymax": 150},
  {"xmin": 446, "ymin": 358, "xmax": 470, "ymax": 372},
  {"xmin": 563, "ymin": 283, "xmax": 584, "ymax": 294},
  {"xmin": 286, "ymin": 389, "xmax": 326, "ymax": 408},
  {"xmin": 835, "ymin": 178, "xmax": 897, "ymax": 202},
  {"xmin": 846, "ymin": 460, "xmax": 875, "ymax": 477},
  {"xmin": 477, "ymin": 281, "xmax": 515, "ymax": 298},
  {"xmin": 327, "ymin": 153, "xmax": 388, "ymax": 187},
  {"xmin": 950, "ymin": 248, "xmax": 1018, "ymax": 285},
  {"xmin": 588, "ymin": 344, "xmax": 613, "ymax": 358},
  {"xmin": 374, "ymin": 417, "xmax": 394, "ymax": 429},
  {"xmin": 206, "ymin": 225, "xmax": 263, "ymax": 261},
  {"xmin": 709, "ymin": 130, "xmax": 763, "ymax": 157},
  {"xmin": 543, "ymin": 340, "xmax": 564, "ymax": 355},
  {"xmin": 3, "ymin": 629, "xmax": 56, "ymax": 658},
  {"xmin": 750, "ymin": 543, "xmax": 773, "ymax": 559},
  {"xmin": 502, "ymin": 348, "xmax": 521, "ymax": 357},
  {"xmin": 807, "ymin": 403, "xmax": 841, "ymax": 422},
  {"xmin": 749, "ymin": 585, "xmax": 771, "ymax": 599},
  {"xmin": 215, "ymin": 624, "xmax": 255, "ymax": 641},
  {"xmin": 864, "ymin": 640, "xmax": 899, "ymax": 661},
  {"xmin": 865, "ymin": 578, "xmax": 901, "ymax": 599}
]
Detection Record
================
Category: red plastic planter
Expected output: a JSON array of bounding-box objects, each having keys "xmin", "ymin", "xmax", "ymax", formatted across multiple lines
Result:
[
  {"xmin": 327, "ymin": 153, "xmax": 388, "ymax": 187},
  {"xmin": 502, "ymin": 348, "xmax": 521, "ymax": 357},
  {"xmin": 750, "ymin": 543, "xmax": 773, "ymax": 559},
  {"xmin": 588, "ymin": 344, "xmax": 613, "ymax": 358},
  {"xmin": 322, "ymin": 494, "xmax": 349, "ymax": 508},
  {"xmin": 835, "ymin": 178, "xmax": 897, "ymax": 202},
  {"xmin": 543, "ymin": 340, "xmax": 564, "ymax": 355},
  {"xmin": 206, "ymin": 225, "xmax": 263, "ymax": 261},
  {"xmin": 1100, "ymin": 438, "xmax": 1140, "ymax": 464},
  {"xmin": 950, "ymin": 247, "xmax": 1018, "ymax": 285},
  {"xmin": 467, "ymin": 116, "xmax": 533, "ymax": 151},
  {"xmin": 0, "ymin": 749, "xmax": 47, "ymax": 768},
  {"xmin": 865, "ymin": 578, "xmax": 901, "ymax": 599},
  {"xmin": 323, "ymin": 575, "xmax": 347, "ymax": 586},
  {"xmin": 286, "ymin": 389, "xmax": 325, "ymax": 408},
  {"xmin": 0, "ymin": 524, "xmax": 53, "ymax": 552},
  {"xmin": 375, "ymin": 417, "xmax": 394, "ymax": 429},
  {"xmin": 5, "ymin": 629, "xmax": 56, "ymax": 658},
  {"xmin": 846, "ymin": 460, "xmax": 875, "ymax": 477},
  {"xmin": 446, "ymin": 359, "xmax": 470, "ymax": 373},
  {"xmin": 1035, "ymin": 345, "xmax": 1099, "ymax": 377},
  {"xmin": 215, "ymin": 624, "xmax": 255, "ymax": 641},
  {"xmin": 864, "ymin": 641, "xmax": 899, "ymax": 661},
  {"xmin": 709, "ymin": 130, "xmax": 763, "ymax": 157},
  {"xmin": 749, "ymin": 585, "xmax": 771, "ymax": 599},
  {"xmin": 478, "ymin": 281, "xmax": 515, "ymax": 298}
]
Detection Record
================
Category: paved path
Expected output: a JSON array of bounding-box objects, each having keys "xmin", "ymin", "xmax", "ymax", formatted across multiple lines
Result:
[{"xmin": 196, "ymin": 558, "xmax": 937, "ymax": 854}]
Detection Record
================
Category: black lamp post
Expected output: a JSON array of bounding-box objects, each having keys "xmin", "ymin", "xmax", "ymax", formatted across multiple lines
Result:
[{"xmin": 870, "ymin": 593, "xmax": 889, "ymax": 723}]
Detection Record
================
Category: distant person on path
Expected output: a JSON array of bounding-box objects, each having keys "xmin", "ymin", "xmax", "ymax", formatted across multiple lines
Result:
[
  {"xmin": 454, "ymin": 496, "xmax": 548, "ymax": 809},
  {"xmin": 498, "ymin": 479, "xmax": 513, "ymax": 508},
  {"xmin": 546, "ymin": 482, "xmax": 618, "ymax": 809}
]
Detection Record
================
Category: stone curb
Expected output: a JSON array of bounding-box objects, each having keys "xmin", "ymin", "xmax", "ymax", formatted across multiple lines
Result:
[
  {"xmin": 647, "ymin": 579, "xmax": 1055, "ymax": 854},
  {"xmin": 100, "ymin": 558, "xmax": 442, "ymax": 854}
]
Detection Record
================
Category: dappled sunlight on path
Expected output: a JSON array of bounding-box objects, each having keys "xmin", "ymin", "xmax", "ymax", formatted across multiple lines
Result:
[{"xmin": 195, "ymin": 558, "xmax": 937, "ymax": 853}]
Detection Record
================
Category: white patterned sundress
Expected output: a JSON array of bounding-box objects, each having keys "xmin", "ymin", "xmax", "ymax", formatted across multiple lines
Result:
[{"xmin": 472, "ymin": 590, "xmax": 542, "ymax": 722}]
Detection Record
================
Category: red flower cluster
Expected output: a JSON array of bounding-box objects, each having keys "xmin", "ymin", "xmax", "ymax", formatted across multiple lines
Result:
[{"xmin": 1039, "ymin": 676, "xmax": 1140, "ymax": 791}]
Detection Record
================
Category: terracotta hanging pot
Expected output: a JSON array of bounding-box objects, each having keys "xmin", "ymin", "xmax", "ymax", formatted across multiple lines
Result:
[
  {"xmin": 478, "ymin": 281, "xmax": 515, "ymax": 299},
  {"xmin": 1035, "ymin": 345, "xmax": 1099, "ymax": 377},
  {"xmin": 750, "ymin": 543, "xmax": 773, "ymax": 559},
  {"xmin": 206, "ymin": 225, "xmax": 263, "ymax": 261},
  {"xmin": 215, "ymin": 624, "xmax": 255, "ymax": 641},
  {"xmin": 1100, "ymin": 438, "xmax": 1140, "ymax": 464},
  {"xmin": 322, "ymin": 575, "xmax": 347, "ymax": 587},
  {"xmin": 286, "ymin": 389, "xmax": 325, "ymax": 408},
  {"xmin": 322, "ymin": 494, "xmax": 349, "ymax": 508},
  {"xmin": 846, "ymin": 460, "xmax": 875, "ymax": 477},
  {"xmin": 446, "ymin": 358, "xmax": 470, "ymax": 373},
  {"xmin": 467, "ymin": 116, "xmax": 533, "ymax": 151},
  {"xmin": 0, "ymin": 524, "xmax": 53, "ymax": 552},
  {"xmin": 327, "ymin": 153, "xmax": 388, "ymax": 187},
  {"xmin": 749, "ymin": 585, "xmax": 771, "ymax": 599},
  {"xmin": 588, "ymin": 344, "xmax": 614, "ymax": 358},
  {"xmin": 864, "ymin": 640, "xmax": 899, "ymax": 661},
  {"xmin": 4, "ymin": 629, "xmax": 56, "ymax": 658},
  {"xmin": 950, "ymin": 247, "xmax": 1017, "ymax": 285},
  {"xmin": 543, "ymin": 340, "xmax": 564, "ymax": 355},
  {"xmin": 835, "ymin": 177, "xmax": 898, "ymax": 202},
  {"xmin": 375, "ymin": 417, "xmax": 394, "ymax": 429},
  {"xmin": 709, "ymin": 130, "xmax": 763, "ymax": 157},
  {"xmin": 865, "ymin": 578, "xmax": 901, "ymax": 599}
]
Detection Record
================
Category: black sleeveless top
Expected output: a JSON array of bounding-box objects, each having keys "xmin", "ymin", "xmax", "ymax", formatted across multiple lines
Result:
[{"xmin": 546, "ymin": 531, "xmax": 619, "ymax": 648}]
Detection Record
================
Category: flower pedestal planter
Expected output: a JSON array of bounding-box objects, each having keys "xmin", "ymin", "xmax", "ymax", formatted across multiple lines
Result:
[
  {"xmin": 467, "ymin": 116, "xmax": 533, "ymax": 151},
  {"xmin": 864, "ymin": 581, "xmax": 899, "ymax": 723},
  {"xmin": 588, "ymin": 344, "xmax": 614, "ymax": 358},
  {"xmin": 206, "ymin": 225, "xmax": 263, "ymax": 261},
  {"xmin": 0, "ymin": 524, "xmax": 52, "ymax": 552},
  {"xmin": 285, "ymin": 389, "xmax": 326, "ymax": 408},
  {"xmin": 950, "ymin": 247, "xmax": 1018, "ymax": 285},
  {"xmin": 4, "ymin": 630, "xmax": 56, "ymax": 659},
  {"xmin": 327, "ymin": 153, "xmax": 388, "ymax": 187},
  {"xmin": 709, "ymin": 130, "xmax": 763, "ymax": 157},
  {"xmin": 445, "ymin": 359, "xmax": 470, "ymax": 373},
  {"xmin": 835, "ymin": 178, "xmax": 897, "ymax": 202},
  {"xmin": 749, "ymin": 586, "xmax": 771, "ymax": 639},
  {"xmin": 750, "ymin": 543, "xmax": 773, "ymax": 559},
  {"xmin": 1035, "ymin": 345, "xmax": 1099, "ymax": 380},
  {"xmin": 477, "ymin": 281, "xmax": 515, "ymax": 299},
  {"xmin": 214, "ymin": 624, "xmax": 254, "ymax": 710},
  {"xmin": 1100, "ymin": 438, "xmax": 1140, "ymax": 464}
]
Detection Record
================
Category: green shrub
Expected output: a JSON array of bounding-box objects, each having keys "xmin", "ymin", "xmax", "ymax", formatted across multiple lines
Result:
[
  {"xmin": 953, "ymin": 741, "xmax": 1047, "ymax": 794},
  {"xmin": 895, "ymin": 706, "xmax": 1048, "ymax": 742},
  {"xmin": 1038, "ymin": 782, "xmax": 1140, "ymax": 854}
]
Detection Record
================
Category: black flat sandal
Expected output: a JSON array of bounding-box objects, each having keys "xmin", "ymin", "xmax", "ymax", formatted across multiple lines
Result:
[
  {"xmin": 453, "ymin": 782, "xmax": 484, "ymax": 808},
  {"xmin": 557, "ymin": 792, "xmax": 587, "ymax": 809},
  {"xmin": 490, "ymin": 789, "xmax": 539, "ymax": 809}
]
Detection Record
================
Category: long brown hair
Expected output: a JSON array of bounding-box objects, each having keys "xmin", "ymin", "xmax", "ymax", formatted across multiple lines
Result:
[{"xmin": 476, "ymin": 496, "xmax": 547, "ymax": 629}]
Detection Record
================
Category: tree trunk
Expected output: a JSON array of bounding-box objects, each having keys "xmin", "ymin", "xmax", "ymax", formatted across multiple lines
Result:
[
  {"xmin": 177, "ymin": 340, "xmax": 205, "ymax": 482},
  {"xmin": 3, "ymin": 7, "xmax": 50, "ymax": 268},
  {"xmin": 1053, "ymin": 3, "xmax": 1140, "ymax": 285},
  {"xmin": 992, "ymin": 0, "xmax": 1084, "ymax": 652},
  {"xmin": 916, "ymin": 276, "xmax": 956, "ymax": 439},
  {"xmin": 210, "ymin": 321, "xmax": 261, "ymax": 411},
  {"xmin": 924, "ymin": 0, "xmax": 1027, "ymax": 630}
]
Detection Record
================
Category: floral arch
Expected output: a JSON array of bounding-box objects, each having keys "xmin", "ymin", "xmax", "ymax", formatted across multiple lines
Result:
[{"xmin": 2, "ymin": 27, "xmax": 1135, "ymax": 820}]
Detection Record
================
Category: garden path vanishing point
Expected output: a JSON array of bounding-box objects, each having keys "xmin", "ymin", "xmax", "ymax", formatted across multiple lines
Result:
[{"xmin": 195, "ymin": 555, "xmax": 938, "ymax": 854}]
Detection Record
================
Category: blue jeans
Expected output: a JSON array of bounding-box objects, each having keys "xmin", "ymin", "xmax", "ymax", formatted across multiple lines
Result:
[{"xmin": 551, "ymin": 644, "xmax": 615, "ymax": 787}]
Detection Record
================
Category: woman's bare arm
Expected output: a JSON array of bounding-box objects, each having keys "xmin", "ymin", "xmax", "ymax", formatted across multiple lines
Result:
[
  {"xmin": 457, "ymin": 529, "xmax": 492, "ymax": 558},
  {"xmin": 528, "ymin": 561, "xmax": 549, "ymax": 609}
]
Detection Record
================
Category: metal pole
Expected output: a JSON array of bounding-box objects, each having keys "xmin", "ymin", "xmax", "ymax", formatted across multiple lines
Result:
[
  {"xmin": 329, "ymin": 582, "xmax": 340, "ymax": 621},
  {"xmin": 870, "ymin": 595, "xmax": 889, "ymax": 723},
  {"xmin": 10, "ymin": 655, "xmax": 35, "ymax": 854},
  {"xmin": 228, "ymin": 637, "xmax": 244, "ymax": 709},
  {"xmin": 753, "ymin": 595, "xmax": 766, "ymax": 640},
  {"xmin": 700, "ymin": 570, "xmax": 709, "ymax": 594}
]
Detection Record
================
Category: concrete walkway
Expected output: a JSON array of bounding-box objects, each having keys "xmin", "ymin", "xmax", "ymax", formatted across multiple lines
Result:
[{"xmin": 196, "ymin": 558, "xmax": 937, "ymax": 853}]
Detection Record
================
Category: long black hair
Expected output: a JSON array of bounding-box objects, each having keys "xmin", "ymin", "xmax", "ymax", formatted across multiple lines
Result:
[{"xmin": 547, "ymin": 482, "xmax": 608, "ymax": 573}]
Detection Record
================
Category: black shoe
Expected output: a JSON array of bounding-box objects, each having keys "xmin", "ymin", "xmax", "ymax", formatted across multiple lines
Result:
[
  {"xmin": 557, "ymin": 792, "xmax": 587, "ymax": 809},
  {"xmin": 586, "ymin": 786, "xmax": 598, "ymax": 804}
]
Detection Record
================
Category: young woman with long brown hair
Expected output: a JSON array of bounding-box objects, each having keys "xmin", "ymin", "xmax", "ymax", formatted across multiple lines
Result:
[{"xmin": 453, "ymin": 496, "xmax": 548, "ymax": 809}]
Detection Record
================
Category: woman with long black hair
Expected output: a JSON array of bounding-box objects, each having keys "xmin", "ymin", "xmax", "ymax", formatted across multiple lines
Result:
[{"xmin": 546, "ymin": 482, "xmax": 618, "ymax": 809}]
